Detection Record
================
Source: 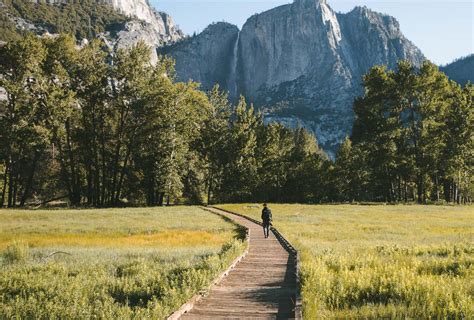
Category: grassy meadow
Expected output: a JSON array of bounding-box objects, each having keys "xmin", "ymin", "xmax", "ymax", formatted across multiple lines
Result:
[
  {"xmin": 218, "ymin": 204, "xmax": 474, "ymax": 319},
  {"xmin": 0, "ymin": 207, "xmax": 245, "ymax": 319}
]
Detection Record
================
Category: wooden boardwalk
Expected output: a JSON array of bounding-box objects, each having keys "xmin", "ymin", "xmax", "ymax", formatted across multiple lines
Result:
[{"xmin": 180, "ymin": 207, "xmax": 298, "ymax": 319}]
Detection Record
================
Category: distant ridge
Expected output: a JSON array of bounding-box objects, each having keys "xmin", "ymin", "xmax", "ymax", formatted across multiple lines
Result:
[{"xmin": 440, "ymin": 54, "xmax": 474, "ymax": 86}]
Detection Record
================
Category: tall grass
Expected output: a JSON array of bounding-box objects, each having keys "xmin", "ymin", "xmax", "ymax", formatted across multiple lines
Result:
[
  {"xmin": 2, "ymin": 240, "xmax": 29, "ymax": 264},
  {"xmin": 0, "ymin": 206, "xmax": 246, "ymax": 318},
  {"xmin": 218, "ymin": 204, "xmax": 474, "ymax": 319}
]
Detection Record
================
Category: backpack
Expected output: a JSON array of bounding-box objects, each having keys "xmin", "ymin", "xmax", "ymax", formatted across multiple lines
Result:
[{"xmin": 262, "ymin": 208, "xmax": 272, "ymax": 222}]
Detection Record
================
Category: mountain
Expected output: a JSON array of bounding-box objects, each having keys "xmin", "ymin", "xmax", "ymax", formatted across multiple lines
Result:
[
  {"xmin": 0, "ymin": 0, "xmax": 183, "ymax": 62},
  {"xmin": 440, "ymin": 54, "xmax": 474, "ymax": 86},
  {"xmin": 162, "ymin": 0, "xmax": 425, "ymax": 156}
]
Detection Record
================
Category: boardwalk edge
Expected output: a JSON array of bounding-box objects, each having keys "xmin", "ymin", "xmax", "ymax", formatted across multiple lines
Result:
[{"xmin": 167, "ymin": 207, "xmax": 250, "ymax": 320}]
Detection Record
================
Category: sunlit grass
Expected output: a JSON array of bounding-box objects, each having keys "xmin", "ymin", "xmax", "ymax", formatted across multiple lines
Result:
[
  {"xmin": 0, "ymin": 206, "xmax": 245, "ymax": 319},
  {"xmin": 0, "ymin": 206, "xmax": 237, "ymax": 249},
  {"xmin": 0, "ymin": 230, "xmax": 231, "ymax": 249},
  {"xmin": 218, "ymin": 204, "xmax": 474, "ymax": 319}
]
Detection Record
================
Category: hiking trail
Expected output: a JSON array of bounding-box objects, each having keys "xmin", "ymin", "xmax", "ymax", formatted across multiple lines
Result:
[{"xmin": 179, "ymin": 207, "xmax": 299, "ymax": 319}]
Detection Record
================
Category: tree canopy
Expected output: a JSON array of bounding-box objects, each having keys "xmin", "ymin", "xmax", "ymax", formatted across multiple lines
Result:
[{"xmin": 340, "ymin": 61, "xmax": 473, "ymax": 203}]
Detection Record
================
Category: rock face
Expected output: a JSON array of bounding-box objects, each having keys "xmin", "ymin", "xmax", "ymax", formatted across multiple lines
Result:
[
  {"xmin": 100, "ymin": 20, "xmax": 164, "ymax": 64},
  {"xmin": 164, "ymin": 0, "xmax": 425, "ymax": 156},
  {"xmin": 105, "ymin": 0, "xmax": 183, "ymax": 44},
  {"xmin": 440, "ymin": 54, "xmax": 474, "ymax": 86},
  {"xmin": 103, "ymin": 3, "xmax": 183, "ymax": 64},
  {"xmin": 161, "ymin": 23, "xmax": 239, "ymax": 90}
]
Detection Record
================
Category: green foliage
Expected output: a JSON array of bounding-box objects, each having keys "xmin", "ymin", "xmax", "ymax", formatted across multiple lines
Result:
[
  {"xmin": 0, "ymin": 0, "xmax": 129, "ymax": 42},
  {"xmin": 2, "ymin": 240, "xmax": 29, "ymax": 264},
  {"xmin": 341, "ymin": 60, "xmax": 474, "ymax": 203},
  {"xmin": 222, "ymin": 97, "xmax": 259, "ymax": 201},
  {"xmin": 195, "ymin": 85, "xmax": 232, "ymax": 204}
]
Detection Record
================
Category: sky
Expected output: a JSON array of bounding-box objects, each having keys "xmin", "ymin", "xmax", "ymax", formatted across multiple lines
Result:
[{"xmin": 151, "ymin": 0, "xmax": 474, "ymax": 65}]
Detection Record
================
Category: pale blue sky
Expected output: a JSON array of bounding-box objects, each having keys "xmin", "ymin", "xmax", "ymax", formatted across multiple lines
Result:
[{"xmin": 151, "ymin": 0, "xmax": 473, "ymax": 65}]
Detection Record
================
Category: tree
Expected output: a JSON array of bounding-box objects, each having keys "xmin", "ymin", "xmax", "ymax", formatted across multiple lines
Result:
[
  {"xmin": 222, "ymin": 97, "xmax": 259, "ymax": 202},
  {"xmin": 42, "ymin": 35, "xmax": 81, "ymax": 206},
  {"xmin": 254, "ymin": 123, "xmax": 293, "ymax": 202},
  {"xmin": 196, "ymin": 85, "xmax": 231, "ymax": 204},
  {"xmin": 0, "ymin": 35, "xmax": 49, "ymax": 207},
  {"xmin": 283, "ymin": 128, "xmax": 326, "ymax": 203},
  {"xmin": 350, "ymin": 60, "xmax": 472, "ymax": 203},
  {"xmin": 441, "ymin": 83, "xmax": 474, "ymax": 203}
]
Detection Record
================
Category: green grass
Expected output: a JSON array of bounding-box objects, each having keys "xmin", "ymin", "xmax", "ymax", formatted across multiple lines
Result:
[
  {"xmin": 217, "ymin": 204, "xmax": 474, "ymax": 319},
  {"xmin": 0, "ymin": 207, "xmax": 246, "ymax": 319}
]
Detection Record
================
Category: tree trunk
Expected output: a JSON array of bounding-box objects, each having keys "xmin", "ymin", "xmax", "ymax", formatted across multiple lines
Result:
[
  {"xmin": 114, "ymin": 148, "xmax": 131, "ymax": 205},
  {"xmin": 158, "ymin": 192, "xmax": 164, "ymax": 206},
  {"xmin": 12, "ymin": 172, "xmax": 19, "ymax": 208},
  {"xmin": 100, "ymin": 128, "xmax": 107, "ymax": 207},
  {"xmin": 7, "ymin": 161, "xmax": 14, "ymax": 207},
  {"xmin": 55, "ymin": 135, "xmax": 73, "ymax": 205},
  {"xmin": 456, "ymin": 171, "xmax": 461, "ymax": 205},
  {"xmin": 1, "ymin": 160, "xmax": 9, "ymax": 207},
  {"xmin": 146, "ymin": 175, "xmax": 155, "ymax": 206},
  {"xmin": 86, "ymin": 166, "xmax": 93, "ymax": 206},
  {"xmin": 404, "ymin": 180, "xmax": 408, "ymax": 203},
  {"xmin": 66, "ymin": 119, "xmax": 81, "ymax": 206},
  {"xmin": 390, "ymin": 181, "xmax": 395, "ymax": 203},
  {"xmin": 417, "ymin": 174, "xmax": 423, "ymax": 204},
  {"xmin": 20, "ymin": 151, "xmax": 41, "ymax": 207},
  {"xmin": 110, "ymin": 107, "xmax": 128, "ymax": 205},
  {"xmin": 434, "ymin": 173, "xmax": 440, "ymax": 202},
  {"xmin": 453, "ymin": 183, "xmax": 457, "ymax": 204},
  {"xmin": 207, "ymin": 173, "xmax": 213, "ymax": 205},
  {"xmin": 397, "ymin": 176, "xmax": 401, "ymax": 203}
]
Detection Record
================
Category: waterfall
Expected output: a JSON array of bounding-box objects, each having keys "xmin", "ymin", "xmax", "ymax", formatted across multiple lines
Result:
[{"xmin": 228, "ymin": 31, "xmax": 240, "ymax": 99}]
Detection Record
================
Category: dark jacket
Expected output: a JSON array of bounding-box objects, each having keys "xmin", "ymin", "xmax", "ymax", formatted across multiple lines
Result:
[{"xmin": 261, "ymin": 207, "xmax": 272, "ymax": 224}]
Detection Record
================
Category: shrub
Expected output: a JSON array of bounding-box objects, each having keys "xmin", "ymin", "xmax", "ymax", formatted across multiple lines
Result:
[{"xmin": 2, "ymin": 240, "xmax": 30, "ymax": 264}]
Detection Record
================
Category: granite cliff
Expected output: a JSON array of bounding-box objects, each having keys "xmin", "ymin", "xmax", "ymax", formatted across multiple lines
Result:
[
  {"xmin": 105, "ymin": 0, "xmax": 183, "ymax": 44},
  {"xmin": 163, "ymin": 0, "xmax": 426, "ymax": 156}
]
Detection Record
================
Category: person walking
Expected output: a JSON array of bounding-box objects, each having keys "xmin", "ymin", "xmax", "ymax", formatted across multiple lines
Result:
[{"xmin": 261, "ymin": 203, "xmax": 272, "ymax": 238}]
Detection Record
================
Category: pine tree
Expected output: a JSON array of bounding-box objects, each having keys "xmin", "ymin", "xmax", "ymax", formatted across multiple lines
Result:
[
  {"xmin": 441, "ymin": 83, "xmax": 474, "ymax": 203},
  {"xmin": 196, "ymin": 85, "xmax": 231, "ymax": 204},
  {"xmin": 223, "ymin": 96, "xmax": 258, "ymax": 202},
  {"xmin": 255, "ymin": 123, "xmax": 294, "ymax": 202}
]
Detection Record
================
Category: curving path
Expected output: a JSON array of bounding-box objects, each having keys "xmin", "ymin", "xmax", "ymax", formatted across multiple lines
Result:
[{"xmin": 180, "ymin": 207, "xmax": 298, "ymax": 320}]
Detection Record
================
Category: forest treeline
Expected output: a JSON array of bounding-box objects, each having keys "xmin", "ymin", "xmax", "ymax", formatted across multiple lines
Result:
[
  {"xmin": 0, "ymin": 0, "xmax": 129, "ymax": 43},
  {"xmin": 337, "ymin": 62, "xmax": 473, "ymax": 203},
  {"xmin": 0, "ymin": 35, "xmax": 472, "ymax": 207}
]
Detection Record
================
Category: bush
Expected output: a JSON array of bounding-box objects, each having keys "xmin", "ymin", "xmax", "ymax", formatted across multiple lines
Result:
[{"xmin": 2, "ymin": 241, "xmax": 30, "ymax": 264}]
